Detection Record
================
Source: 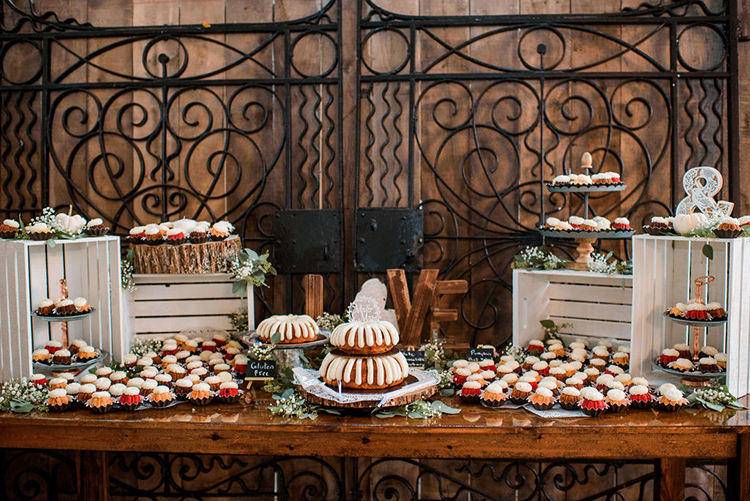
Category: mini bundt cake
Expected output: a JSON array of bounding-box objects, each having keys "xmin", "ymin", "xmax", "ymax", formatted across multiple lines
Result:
[
  {"xmin": 330, "ymin": 320, "xmax": 399, "ymax": 355},
  {"xmin": 256, "ymin": 314, "xmax": 319, "ymax": 344},
  {"xmin": 319, "ymin": 351, "xmax": 409, "ymax": 390}
]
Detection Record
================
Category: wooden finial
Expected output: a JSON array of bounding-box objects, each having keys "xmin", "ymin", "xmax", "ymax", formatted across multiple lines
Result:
[{"xmin": 581, "ymin": 152, "xmax": 592, "ymax": 170}]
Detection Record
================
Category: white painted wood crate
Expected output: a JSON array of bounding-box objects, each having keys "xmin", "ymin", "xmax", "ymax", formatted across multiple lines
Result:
[
  {"xmin": 0, "ymin": 237, "xmax": 123, "ymax": 379},
  {"xmin": 513, "ymin": 269, "xmax": 633, "ymax": 349},
  {"xmin": 122, "ymin": 273, "xmax": 254, "ymax": 345},
  {"xmin": 631, "ymin": 235, "xmax": 750, "ymax": 396}
]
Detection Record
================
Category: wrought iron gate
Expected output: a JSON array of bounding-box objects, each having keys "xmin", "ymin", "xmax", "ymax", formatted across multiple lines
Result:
[{"xmin": 0, "ymin": 0, "xmax": 742, "ymax": 345}]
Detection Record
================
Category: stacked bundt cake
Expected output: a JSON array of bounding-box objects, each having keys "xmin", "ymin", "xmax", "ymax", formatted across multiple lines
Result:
[{"xmin": 319, "ymin": 320, "xmax": 409, "ymax": 390}]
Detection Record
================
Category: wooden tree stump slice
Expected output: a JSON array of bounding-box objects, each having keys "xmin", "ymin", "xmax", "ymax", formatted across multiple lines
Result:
[{"xmin": 131, "ymin": 236, "xmax": 241, "ymax": 274}]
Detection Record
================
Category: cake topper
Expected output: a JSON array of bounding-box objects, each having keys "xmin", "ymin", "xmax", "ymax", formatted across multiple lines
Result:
[
  {"xmin": 675, "ymin": 167, "xmax": 733, "ymax": 218},
  {"xmin": 347, "ymin": 296, "xmax": 381, "ymax": 322}
]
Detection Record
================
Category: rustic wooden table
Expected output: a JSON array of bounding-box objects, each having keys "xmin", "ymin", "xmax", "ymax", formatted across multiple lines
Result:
[{"xmin": 1, "ymin": 393, "xmax": 749, "ymax": 500}]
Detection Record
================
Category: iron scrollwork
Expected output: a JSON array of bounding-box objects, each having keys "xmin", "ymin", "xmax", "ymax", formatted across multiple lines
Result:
[{"xmin": 359, "ymin": 0, "xmax": 736, "ymax": 344}]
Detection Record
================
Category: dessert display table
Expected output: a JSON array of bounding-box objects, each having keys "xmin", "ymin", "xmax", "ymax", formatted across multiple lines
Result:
[{"xmin": 1, "ymin": 393, "xmax": 748, "ymax": 501}]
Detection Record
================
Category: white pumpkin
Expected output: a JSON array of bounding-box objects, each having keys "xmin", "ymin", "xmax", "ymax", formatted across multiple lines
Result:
[
  {"xmin": 673, "ymin": 213, "xmax": 707, "ymax": 235},
  {"xmin": 55, "ymin": 213, "xmax": 86, "ymax": 235}
]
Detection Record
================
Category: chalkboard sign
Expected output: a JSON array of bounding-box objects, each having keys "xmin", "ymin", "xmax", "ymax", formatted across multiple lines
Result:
[
  {"xmin": 401, "ymin": 350, "xmax": 426, "ymax": 369},
  {"xmin": 466, "ymin": 347, "xmax": 495, "ymax": 362},
  {"xmin": 244, "ymin": 360, "xmax": 277, "ymax": 381}
]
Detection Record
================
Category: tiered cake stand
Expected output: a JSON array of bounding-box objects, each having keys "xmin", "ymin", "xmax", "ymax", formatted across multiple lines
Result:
[
  {"xmin": 32, "ymin": 279, "xmax": 107, "ymax": 375},
  {"xmin": 654, "ymin": 275, "xmax": 727, "ymax": 387},
  {"xmin": 538, "ymin": 153, "xmax": 634, "ymax": 270}
]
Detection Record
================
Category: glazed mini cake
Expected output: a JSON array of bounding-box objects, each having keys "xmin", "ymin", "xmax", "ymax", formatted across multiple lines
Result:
[
  {"xmin": 330, "ymin": 320, "xmax": 400, "ymax": 355},
  {"xmin": 256, "ymin": 314, "xmax": 320, "ymax": 344},
  {"xmin": 318, "ymin": 351, "xmax": 409, "ymax": 390}
]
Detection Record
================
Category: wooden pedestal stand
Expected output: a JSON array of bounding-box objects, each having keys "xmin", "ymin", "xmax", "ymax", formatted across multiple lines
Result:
[{"xmin": 567, "ymin": 238, "xmax": 597, "ymax": 271}]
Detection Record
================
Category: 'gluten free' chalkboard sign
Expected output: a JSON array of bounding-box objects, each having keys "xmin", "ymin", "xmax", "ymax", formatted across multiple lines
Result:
[
  {"xmin": 466, "ymin": 347, "xmax": 495, "ymax": 362},
  {"xmin": 401, "ymin": 350, "xmax": 426, "ymax": 369},
  {"xmin": 244, "ymin": 360, "xmax": 277, "ymax": 381}
]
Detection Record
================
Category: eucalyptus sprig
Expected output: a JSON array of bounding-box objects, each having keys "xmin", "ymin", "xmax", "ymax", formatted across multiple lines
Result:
[
  {"xmin": 540, "ymin": 319, "xmax": 570, "ymax": 344},
  {"xmin": 686, "ymin": 383, "xmax": 745, "ymax": 412},
  {"xmin": 373, "ymin": 399, "xmax": 461, "ymax": 419},
  {"xmin": 228, "ymin": 248, "xmax": 277, "ymax": 297}
]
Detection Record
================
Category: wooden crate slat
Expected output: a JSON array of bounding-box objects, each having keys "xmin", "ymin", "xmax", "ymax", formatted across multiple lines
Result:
[
  {"xmin": 513, "ymin": 269, "xmax": 633, "ymax": 349},
  {"xmin": 0, "ymin": 242, "xmax": 12, "ymax": 380},
  {"xmin": 131, "ymin": 282, "xmax": 238, "ymax": 301},
  {"xmin": 134, "ymin": 298, "xmax": 244, "ymax": 317},
  {"xmin": 547, "ymin": 283, "xmax": 632, "ymax": 305},
  {"xmin": 108, "ymin": 238, "xmax": 125, "ymax": 362},
  {"xmin": 133, "ymin": 273, "xmax": 238, "ymax": 284},
  {"xmin": 65, "ymin": 242, "xmax": 87, "ymax": 343},
  {"xmin": 547, "ymin": 301, "xmax": 632, "ymax": 322},
  {"xmin": 552, "ymin": 317, "xmax": 631, "ymax": 340},
  {"xmin": 134, "ymin": 315, "xmax": 235, "ymax": 334},
  {"xmin": 45, "ymin": 243, "xmax": 65, "ymax": 343},
  {"xmin": 17, "ymin": 245, "xmax": 33, "ymax": 377}
]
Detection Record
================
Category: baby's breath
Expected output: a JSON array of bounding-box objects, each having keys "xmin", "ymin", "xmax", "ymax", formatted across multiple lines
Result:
[{"xmin": 0, "ymin": 378, "xmax": 49, "ymax": 413}]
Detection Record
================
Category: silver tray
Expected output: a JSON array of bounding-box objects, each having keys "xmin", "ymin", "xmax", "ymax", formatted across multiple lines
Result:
[
  {"xmin": 33, "ymin": 349, "xmax": 108, "ymax": 371},
  {"xmin": 32, "ymin": 307, "xmax": 97, "ymax": 322},
  {"xmin": 651, "ymin": 357, "xmax": 725, "ymax": 379},
  {"xmin": 662, "ymin": 311, "xmax": 728, "ymax": 327},
  {"xmin": 546, "ymin": 183, "xmax": 626, "ymax": 193},
  {"xmin": 242, "ymin": 329, "xmax": 331, "ymax": 350},
  {"xmin": 537, "ymin": 228, "xmax": 635, "ymax": 239}
]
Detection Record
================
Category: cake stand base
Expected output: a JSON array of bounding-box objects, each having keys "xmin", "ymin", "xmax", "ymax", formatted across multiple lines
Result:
[
  {"xmin": 681, "ymin": 377, "xmax": 714, "ymax": 388},
  {"xmin": 565, "ymin": 238, "xmax": 597, "ymax": 270},
  {"xmin": 298, "ymin": 375, "xmax": 438, "ymax": 409}
]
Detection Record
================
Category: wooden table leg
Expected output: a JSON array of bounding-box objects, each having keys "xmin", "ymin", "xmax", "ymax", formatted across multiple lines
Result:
[
  {"xmin": 728, "ymin": 432, "xmax": 750, "ymax": 498},
  {"xmin": 655, "ymin": 458, "xmax": 685, "ymax": 501},
  {"xmin": 77, "ymin": 450, "xmax": 108, "ymax": 500}
]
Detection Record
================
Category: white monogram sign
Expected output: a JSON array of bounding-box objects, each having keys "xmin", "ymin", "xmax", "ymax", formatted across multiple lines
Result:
[{"xmin": 675, "ymin": 166, "xmax": 733, "ymax": 218}]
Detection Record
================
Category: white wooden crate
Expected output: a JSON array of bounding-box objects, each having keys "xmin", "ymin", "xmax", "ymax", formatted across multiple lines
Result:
[
  {"xmin": 513, "ymin": 269, "xmax": 633, "ymax": 349},
  {"xmin": 0, "ymin": 237, "xmax": 123, "ymax": 379},
  {"xmin": 631, "ymin": 235, "xmax": 750, "ymax": 396},
  {"xmin": 122, "ymin": 273, "xmax": 254, "ymax": 345}
]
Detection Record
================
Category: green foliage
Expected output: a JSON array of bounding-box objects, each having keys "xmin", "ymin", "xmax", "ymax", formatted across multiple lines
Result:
[
  {"xmin": 511, "ymin": 246, "xmax": 568, "ymax": 271},
  {"xmin": 228, "ymin": 248, "xmax": 277, "ymax": 297},
  {"xmin": 373, "ymin": 399, "xmax": 461, "ymax": 419},
  {"xmin": 0, "ymin": 378, "xmax": 49, "ymax": 413},
  {"xmin": 121, "ymin": 248, "xmax": 136, "ymax": 292},
  {"xmin": 227, "ymin": 307, "xmax": 249, "ymax": 334},
  {"xmin": 686, "ymin": 383, "xmax": 745, "ymax": 412},
  {"xmin": 315, "ymin": 312, "xmax": 346, "ymax": 331},
  {"xmin": 702, "ymin": 242, "xmax": 714, "ymax": 261},
  {"xmin": 540, "ymin": 319, "xmax": 570, "ymax": 344}
]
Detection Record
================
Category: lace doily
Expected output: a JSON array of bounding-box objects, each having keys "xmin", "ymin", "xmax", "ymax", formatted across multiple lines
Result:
[{"xmin": 293, "ymin": 367, "xmax": 440, "ymax": 407}]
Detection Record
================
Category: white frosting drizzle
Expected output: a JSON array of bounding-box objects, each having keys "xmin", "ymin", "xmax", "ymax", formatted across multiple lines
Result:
[
  {"xmin": 256, "ymin": 314, "xmax": 320, "ymax": 341},
  {"xmin": 331, "ymin": 320, "xmax": 399, "ymax": 349},
  {"xmin": 319, "ymin": 352, "xmax": 409, "ymax": 386}
]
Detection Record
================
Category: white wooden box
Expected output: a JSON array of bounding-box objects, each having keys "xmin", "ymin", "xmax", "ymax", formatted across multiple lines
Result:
[
  {"xmin": 513, "ymin": 269, "xmax": 633, "ymax": 349},
  {"xmin": 631, "ymin": 235, "xmax": 750, "ymax": 396},
  {"xmin": 122, "ymin": 273, "xmax": 254, "ymax": 346},
  {"xmin": 0, "ymin": 237, "xmax": 123, "ymax": 379}
]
